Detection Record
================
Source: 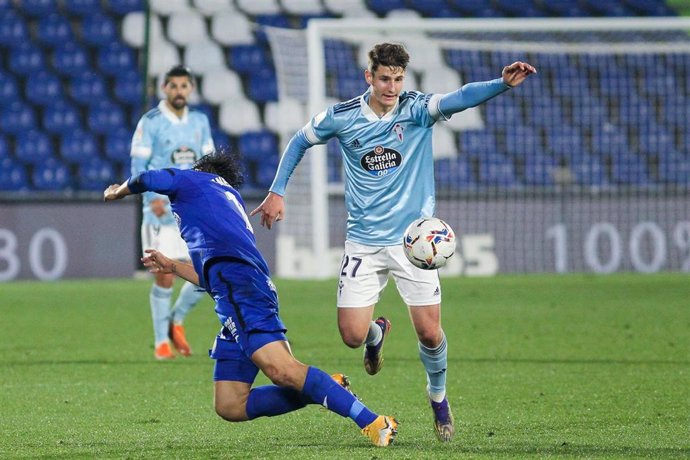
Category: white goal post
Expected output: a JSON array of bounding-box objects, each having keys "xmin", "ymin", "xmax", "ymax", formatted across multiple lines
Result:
[{"xmin": 266, "ymin": 17, "xmax": 690, "ymax": 279}]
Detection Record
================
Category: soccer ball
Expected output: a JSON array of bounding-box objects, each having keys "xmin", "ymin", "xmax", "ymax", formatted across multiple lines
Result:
[{"xmin": 402, "ymin": 217, "xmax": 456, "ymax": 270}]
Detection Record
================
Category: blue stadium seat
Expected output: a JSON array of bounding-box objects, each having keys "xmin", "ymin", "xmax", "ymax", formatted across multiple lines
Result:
[
  {"xmin": 657, "ymin": 153, "xmax": 690, "ymax": 185},
  {"xmin": 252, "ymin": 14, "xmax": 293, "ymax": 42},
  {"xmin": 106, "ymin": 0, "xmax": 145, "ymax": 15},
  {"xmin": 9, "ymin": 43, "xmax": 46, "ymax": 76},
  {"xmin": 639, "ymin": 72, "xmax": 677, "ymax": 98},
  {"xmin": 636, "ymin": 124, "xmax": 676, "ymax": 155},
  {"xmin": 0, "ymin": 158, "xmax": 29, "ymax": 191},
  {"xmin": 248, "ymin": 71, "xmax": 279, "ymax": 103},
  {"xmin": 36, "ymin": 13, "xmax": 74, "ymax": 46},
  {"xmin": 407, "ymin": 0, "xmax": 457, "ymax": 17},
  {"xmin": 15, "ymin": 129, "xmax": 55, "ymax": 165},
  {"xmin": 0, "ymin": 71, "xmax": 21, "ymax": 104},
  {"xmin": 589, "ymin": 125, "xmax": 630, "ymax": 156},
  {"xmin": 32, "ymin": 158, "xmax": 72, "ymax": 191},
  {"xmin": 25, "ymin": 71, "xmax": 64, "ymax": 105},
  {"xmin": 523, "ymin": 155, "xmax": 558, "ymax": 186},
  {"xmin": 81, "ymin": 12, "xmax": 118, "ymax": 47},
  {"xmin": 615, "ymin": 96, "xmax": 655, "ymax": 127},
  {"xmin": 190, "ymin": 104, "xmax": 216, "ymax": 128},
  {"xmin": 88, "ymin": 100, "xmax": 126, "ymax": 134},
  {"xmin": 478, "ymin": 153, "xmax": 519, "ymax": 187},
  {"xmin": 0, "ymin": 10, "xmax": 29, "ymax": 46},
  {"xmin": 435, "ymin": 158, "xmax": 477, "ymax": 190},
  {"xmin": 229, "ymin": 44, "xmax": 272, "ymax": 75},
  {"xmin": 610, "ymin": 153, "xmax": 651, "ymax": 185},
  {"xmin": 77, "ymin": 157, "xmax": 115, "ymax": 190},
  {"xmin": 43, "ymin": 100, "xmax": 82, "ymax": 135},
  {"xmin": 324, "ymin": 40, "xmax": 357, "ymax": 72},
  {"xmin": 541, "ymin": 0, "xmax": 590, "ymax": 17},
  {"xmin": 458, "ymin": 130, "xmax": 499, "ymax": 156},
  {"xmin": 551, "ymin": 68, "xmax": 592, "ymax": 98},
  {"xmin": 493, "ymin": 0, "xmax": 546, "ymax": 17},
  {"xmin": 335, "ymin": 75, "xmax": 367, "ymax": 100},
  {"xmin": 484, "ymin": 102, "xmax": 520, "ymax": 125},
  {"xmin": 327, "ymin": 138, "xmax": 342, "ymax": 183},
  {"xmin": 367, "ymin": 0, "xmax": 407, "ymax": 16},
  {"xmin": 580, "ymin": 0, "xmax": 635, "ymax": 16},
  {"xmin": 238, "ymin": 131, "xmax": 279, "ymax": 162},
  {"xmin": 296, "ymin": 13, "xmax": 337, "ymax": 29},
  {"xmin": 545, "ymin": 125, "xmax": 585, "ymax": 158},
  {"xmin": 63, "ymin": 0, "xmax": 103, "ymax": 16},
  {"xmin": 212, "ymin": 129, "xmax": 232, "ymax": 152},
  {"xmin": 0, "ymin": 102, "xmax": 36, "ymax": 135},
  {"xmin": 70, "ymin": 72, "xmax": 107, "ymax": 106},
  {"xmin": 52, "ymin": 42, "xmax": 91, "ymax": 77},
  {"xmin": 104, "ymin": 127, "xmax": 132, "ymax": 166},
  {"xmin": 445, "ymin": 50, "xmax": 487, "ymax": 71},
  {"xmin": 0, "ymin": 134, "xmax": 8, "ymax": 159},
  {"xmin": 624, "ymin": 0, "xmax": 677, "ymax": 16},
  {"xmin": 570, "ymin": 98, "xmax": 609, "ymax": 128},
  {"xmin": 569, "ymin": 155, "xmax": 608, "ymax": 187},
  {"xmin": 60, "ymin": 129, "xmax": 100, "ymax": 165},
  {"xmin": 447, "ymin": 0, "xmax": 501, "ymax": 17},
  {"xmin": 113, "ymin": 70, "xmax": 143, "ymax": 106},
  {"xmin": 255, "ymin": 156, "xmax": 280, "ymax": 189},
  {"xmin": 17, "ymin": 0, "xmax": 57, "ymax": 16},
  {"xmin": 97, "ymin": 41, "xmax": 137, "ymax": 76},
  {"xmin": 503, "ymin": 125, "xmax": 543, "ymax": 158}
]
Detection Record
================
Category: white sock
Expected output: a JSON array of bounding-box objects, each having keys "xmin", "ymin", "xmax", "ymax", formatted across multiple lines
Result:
[{"xmin": 365, "ymin": 320, "xmax": 383, "ymax": 346}]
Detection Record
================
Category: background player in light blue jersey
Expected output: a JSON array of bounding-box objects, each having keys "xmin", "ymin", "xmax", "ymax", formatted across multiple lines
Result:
[
  {"xmin": 103, "ymin": 152, "xmax": 398, "ymax": 447},
  {"xmin": 252, "ymin": 43, "xmax": 536, "ymax": 442},
  {"xmin": 130, "ymin": 65, "xmax": 215, "ymax": 360}
]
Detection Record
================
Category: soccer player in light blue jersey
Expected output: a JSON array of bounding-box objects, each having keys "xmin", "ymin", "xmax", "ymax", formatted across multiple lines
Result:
[
  {"xmin": 252, "ymin": 43, "xmax": 536, "ymax": 442},
  {"xmin": 130, "ymin": 65, "xmax": 215, "ymax": 360},
  {"xmin": 103, "ymin": 152, "xmax": 398, "ymax": 447}
]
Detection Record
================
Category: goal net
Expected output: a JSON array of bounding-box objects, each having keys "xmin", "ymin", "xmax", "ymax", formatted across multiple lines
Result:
[{"xmin": 266, "ymin": 17, "xmax": 690, "ymax": 278}]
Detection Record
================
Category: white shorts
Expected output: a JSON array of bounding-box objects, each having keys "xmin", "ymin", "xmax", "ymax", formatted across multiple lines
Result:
[
  {"xmin": 141, "ymin": 223, "xmax": 190, "ymax": 261},
  {"xmin": 337, "ymin": 240, "xmax": 442, "ymax": 308}
]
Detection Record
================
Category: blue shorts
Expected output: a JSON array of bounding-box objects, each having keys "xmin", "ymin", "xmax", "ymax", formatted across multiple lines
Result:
[{"xmin": 205, "ymin": 260, "xmax": 287, "ymax": 383}]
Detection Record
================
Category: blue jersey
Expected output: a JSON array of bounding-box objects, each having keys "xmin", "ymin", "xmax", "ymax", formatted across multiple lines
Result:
[
  {"xmin": 130, "ymin": 101, "xmax": 215, "ymax": 226},
  {"xmin": 270, "ymin": 79, "xmax": 509, "ymax": 246},
  {"xmin": 128, "ymin": 168, "xmax": 267, "ymax": 289}
]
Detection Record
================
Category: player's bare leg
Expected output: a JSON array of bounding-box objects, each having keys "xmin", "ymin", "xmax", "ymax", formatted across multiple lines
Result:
[{"xmin": 338, "ymin": 306, "xmax": 392, "ymax": 375}]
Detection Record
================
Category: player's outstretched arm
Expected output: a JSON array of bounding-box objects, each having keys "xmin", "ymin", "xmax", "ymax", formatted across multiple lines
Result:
[
  {"xmin": 502, "ymin": 61, "xmax": 537, "ymax": 88},
  {"xmin": 103, "ymin": 182, "xmax": 132, "ymax": 201},
  {"xmin": 142, "ymin": 249, "xmax": 200, "ymax": 286},
  {"xmin": 250, "ymin": 192, "xmax": 285, "ymax": 230}
]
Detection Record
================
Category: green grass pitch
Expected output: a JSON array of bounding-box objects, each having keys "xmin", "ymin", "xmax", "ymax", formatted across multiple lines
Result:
[{"xmin": 1, "ymin": 274, "xmax": 688, "ymax": 459}]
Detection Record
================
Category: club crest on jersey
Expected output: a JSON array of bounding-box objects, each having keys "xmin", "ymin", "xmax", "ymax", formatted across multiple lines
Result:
[
  {"xmin": 360, "ymin": 145, "xmax": 402, "ymax": 177},
  {"xmin": 171, "ymin": 146, "xmax": 197, "ymax": 168},
  {"xmin": 393, "ymin": 123, "xmax": 404, "ymax": 142}
]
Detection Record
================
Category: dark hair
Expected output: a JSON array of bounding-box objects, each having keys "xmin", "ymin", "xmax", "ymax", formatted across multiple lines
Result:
[
  {"xmin": 192, "ymin": 149, "xmax": 244, "ymax": 188},
  {"xmin": 164, "ymin": 65, "xmax": 195, "ymax": 85},
  {"xmin": 368, "ymin": 43, "xmax": 409, "ymax": 74}
]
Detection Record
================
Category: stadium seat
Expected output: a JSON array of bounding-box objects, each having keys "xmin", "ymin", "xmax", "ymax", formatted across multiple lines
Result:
[
  {"xmin": 432, "ymin": 124, "xmax": 458, "ymax": 160},
  {"xmin": 580, "ymin": 0, "xmax": 636, "ymax": 16},
  {"xmin": 419, "ymin": 65, "xmax": 461, "ymax": 94},
  {"xmin": 540, "ymin": 0, "xmax": 589, "ymax": 16},
  {"xmin": 201, "ymin": 69, "xmax": 244, "ymax": 106},
  {"xmin": 60, "ymin": 129, "xmax": 100, "ymax": 164},
  {"xmin": 435, "ymin": 158, "xmax": 477, "ymax": 190},
  {"xmin": 636, "ymin": 124, "xmax": 676, "ymax": 155},
  {"xmin": 523, "ymin": 155, "xmax": 558, "ymax": 186},
  {"xmin": 52, "ymin": 42, "xmax": 91, "ymax": 77},
  {"xmin": 478, "ymin": 154, "xmax": 519, "ymax": 187},
  {"xmin": 264, "ymin": 98, "xmax": 306, "ymax": 134},
  {"xmin": 503, "ymin": 125, "xmax": 544, "ymax": 158},
  {"xmin": 104, "ymin": 127, "xmax": 132, "ymax": 166},
  {"xmin": 211, "ymin": 12, "xmax": 255, "ymax": 46},
  {"xmin": 589, "ymin": 125, "xmax": 631, "ymax": 156},
  {"xmin": 122, "ymin": 11, "xmax": 164, "ymax": 48},
  {"xmin": 219, "ymin": 97, "xmax": 263, "ymax": 135},
  {"xmin": 97, "ymin": 41, "xmax": 137, "ymax": 76},
  {"xmin": 625, "ymin": 0, "xmax": 677, "ymax": 16},
  {"xmin": 211, "ymin": 128, "xmax": 232, "ymax": 152},
  {"xmin": 113, "ymin": 70, "xmax": 143, "ymax": 106},
  {"xmin": 322, "ymin": 0, "xmax": 369, "ymax": 16},
  {"xmin": 106, "ymin": 0, "xmax": 145, "ymax": 15},
  {"xmin": 248, "ymin": 71, "xmax": 279, "ymax": 103},
  {"xmin": 0, "ymin": 72, "xmax": 21, "ymax": 104},
  {"xmin": 15, "ymin": 129, "xmax": 56, "ymax": 165},
  {"xmin": 63, "ymin": 0, "xmax": 103, "ymax": 16},
  {"xmin": 283, "ymin": 0, "xmax": 325, "ymax": 14},
  {"xmin": 483, "ymin": 101, "xmax": 521, "ymax": 126},
  {"xmin": 32, "ymin": 158, "xmax": 72, "ymax": 191},
  {"xmin": 77, "ymin": 157, "xmax": 116, "ymax": 191},
  {"xmin": 657, "ymin": 153, "xmax": 690, "ymax": 185},
  {"xmin": 446, "ymin": 0, "xmax": 493, "ymax": 16},
  {"xmin": 183, "ymin": 40, "xmax": 226, "ymax": 73},
  {"xmin": 236, "ymin": 0, "xmax": 281, "ymax": 15},
  {"xmin": 148, "ymin": 38, "xmax": 180, "ymax": 76},
  {"xmin": 610, "ymin": 153, "xmax": 651, "ymax": 185},
  {"xmin": 458, "ymin": 130, "xmax": 499, "ymax": 157},
  {"xmin": 0, "ymin": 102, "xmax": 37, "ymax": 135},
  {"xmin": 25, "ymin": 71, "xmax": 64, "ymax": 105},
  {"xmin": 570, "ymin": 98, "xmax": 609, "ymax": 128},
  {"xmin": 229, "ymin": 44, "xmax": 272, "ymax": 75},
  {"xmin": 149, "ymin": 0, "xmax": 190, "ymax": 15},
  {"xmin": 43, "ymin": 100, "xmax": 82, "ymax": 135},
  {"xmin": 36, "ymin": 13, "xmax": 74, "ymax": 46},
  {"xmin": 569, "ymin": 155, "xmax": 608, "ymax": 187},
  {"xmin": 0, "ymin": 10, "xmax": 29, "ymax": 46},
  {"xmin": 9, "ymin": 43, "xmax": 46, "ymax": 76},
  {"xmin": 0, "ymin": 158, "xmax": 29, "ymax": 191},
  {"xmin": 193, "ymin": 0, "xmax": 239, "ymax": 15},
  {"xmin": 0, "ymin": 135, "xmax": 8, "ymax": 159},
  {"xmin": 168, "ymin": 10, "xmax": 207, "ymax": 46},
  {"xmin": 493, "ymin": 0, "xmax": 546, "ymax": 17},
  {"xmin": 17, "ymin": 0, "xmax": 57, "ymax": 16},
  {"xmin": 545, "ymin": 125, "xmax": 585, "ymax": 158},
  {"xmin": 238, "ymin": 131, "xmax": 279, "ymax": 163},
  {"xmin": 70, "ymin": 72, "xmax": 107, "ymax": 106},
  {"xmin": 81, "ymin": 13, "xmax": 118, "ymax": 46},
  {"xmin": 88, "ymin": 100, "xmax": 127, "ymax": 135}
]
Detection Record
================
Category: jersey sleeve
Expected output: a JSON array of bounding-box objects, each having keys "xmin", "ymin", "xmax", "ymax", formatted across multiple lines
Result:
[
  {"xmin": 407, "ymin": 91, "xmax": 438, "ymax": 128},
  {"xmin": 128, "ymin": 169, "xmax": 178, "ymax": 196},
  {"xmin": 434, "ymin": 78, "xmax": 510, "ymax": 120},
  {"xmin": 303, "ymin": 105, "xmax": 341, "ymax": 145},
  {"xmin": 130, "ymin": 117, "xmax": 153, "ymax": 174},
  {"xmin": 200, "ymin": 115, "xmax": 215, "ymax": 155}
]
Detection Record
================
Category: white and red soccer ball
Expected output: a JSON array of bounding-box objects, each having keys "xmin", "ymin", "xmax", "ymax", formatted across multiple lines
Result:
[{"xmin": 403, "ymin": 217, "xmax": 456, "ymax": 270}]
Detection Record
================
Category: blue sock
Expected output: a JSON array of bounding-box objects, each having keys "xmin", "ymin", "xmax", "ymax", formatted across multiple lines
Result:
[
  {"xmin": 245, "ymin": 386, "xmax": 311, "ymax": 420},
  {"xmin": 419, "ymin": 332, "xmax": 448, "ymax": 401},
  {"xmin": 150, "ymin": 284, "xmax": 172, "ymax": 345},
  {"xmin": 301, "ymin": 367, "xmax": 378, "ymax": 429},
  {"xmin": 171, "ymin": 281, "xmax": 204, "ymax": 324}
]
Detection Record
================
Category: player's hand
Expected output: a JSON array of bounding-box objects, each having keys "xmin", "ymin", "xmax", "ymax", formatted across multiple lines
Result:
[
  {"xmin": 250, "ymin": 192, "xmax": 285, "ymax": 230},
  {"xmin": 149, "ymin": 198, "xmax": 168, "ymax": 218},
  {"xmin": 103, "ymin": 184, "xmax": 123, "ymax": 201},
  {"xmin": 142, "ymin": 249, "xmax": 175, "ymax": 274},
  {"xmin": 502, "ymin": 61, "xmax": 537, "ymax": 88}
]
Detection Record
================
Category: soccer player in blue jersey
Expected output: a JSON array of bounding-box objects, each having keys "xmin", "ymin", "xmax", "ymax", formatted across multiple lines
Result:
[
  {"xmin": 130, "ymin": 65, "xmax": 215, "ymax": 360},
  {"xmin": 103, "ymin": 152, "xmax": 398, "ymax": 447},
  {"xmin": 252, "ymin": 43, "xmax": 536, "ymax": 442}
]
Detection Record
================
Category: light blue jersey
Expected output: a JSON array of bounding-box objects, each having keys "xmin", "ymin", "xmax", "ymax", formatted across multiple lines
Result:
[
  {"xmin": 130, "ymin": 100, "xmax": 215, "ymax": 225},
  {"xmin": 270, "ymin": 79, "xmax": 510, "ymax": 245}
]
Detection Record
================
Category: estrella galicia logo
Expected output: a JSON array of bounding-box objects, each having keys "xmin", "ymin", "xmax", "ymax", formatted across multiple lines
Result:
[
  {"xmin": 171, "ymin": 146, "xmax": 197, "ymax": 168},
  {"xmin": 360, "ymin": 146, "xmax": 402, "ymax": 177}
]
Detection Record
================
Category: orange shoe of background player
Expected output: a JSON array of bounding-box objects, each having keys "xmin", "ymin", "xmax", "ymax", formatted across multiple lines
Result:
[
  {"xmin": 154, "ymin": 341, "xmax": 175, "ymax": 360},
  {"xmin": 170, "ymin": 324, "xmax": 192, "ymax": 357}
]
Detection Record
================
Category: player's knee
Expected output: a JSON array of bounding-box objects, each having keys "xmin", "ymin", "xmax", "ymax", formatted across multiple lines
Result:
[
  {"xmin": 262, "ymin": 363, "xmax": 295, "ymax": 388},
  {"xmin": 339, "ymin": 327, "xmax": 366, "ymax": 348},
  {"xmin": 417, "ymin": 330, "xmax": 442, "ymax": 349},
  {"xmin": 214, "ymin": 401, "xmax": 248, "ymax": 422}
]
